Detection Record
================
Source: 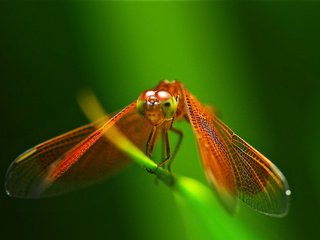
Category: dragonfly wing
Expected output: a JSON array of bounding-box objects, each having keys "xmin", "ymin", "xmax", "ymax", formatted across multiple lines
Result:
[
  {"xmin": 6, "ymin": 102, "xmax": 152, "ymax": 198},
  {"xmin": 184, "ymin": 92, "xmax": 290, "ymax": 216},
  {"xmin": 184, "ymin": 93, "xmax": 238, "ymax": 212},
  {"xmin": 213, "ymin": 117, "xmax": 290, "ymax": 216},
  {"xmin": 5, "ymin": 117, "xmax": 106, "ymax": 198}
]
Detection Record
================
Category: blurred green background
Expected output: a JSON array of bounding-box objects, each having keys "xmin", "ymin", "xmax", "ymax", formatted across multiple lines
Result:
[{"xmin": 1, "ymin": 2, "xmax": 319, "ymax": 240}]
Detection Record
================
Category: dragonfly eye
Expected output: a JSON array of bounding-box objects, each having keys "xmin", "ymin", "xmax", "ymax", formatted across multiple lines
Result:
[
  {"xmin": 136, "ymin": 90, "xmax": 156, "ymax": 115},
  {"xmin": 136, "ymin": 99, "xmax": 145, "ymax": 115},
  {"xmin": 161, "ymin": 99, "xmax": 177, "ymax": 119},
  {"xmin": 157, "ymin": 91, "xmax": 178, "ymax": 119}
]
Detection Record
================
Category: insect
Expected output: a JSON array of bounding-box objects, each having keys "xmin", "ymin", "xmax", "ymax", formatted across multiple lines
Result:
[{"xmin": 5, "ymin": 80, "xmax": 290, "ymax": 217}]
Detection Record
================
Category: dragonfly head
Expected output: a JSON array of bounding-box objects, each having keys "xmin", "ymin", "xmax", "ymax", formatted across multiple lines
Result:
[{"xmin": 137, "ymin": 90, "xmax": 178, "ymax": 125}]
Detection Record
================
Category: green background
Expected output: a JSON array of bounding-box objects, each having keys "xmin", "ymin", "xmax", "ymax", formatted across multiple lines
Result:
[{"xmin": 1, "ymin": 2, "xmax": 319, "ymax": 240}]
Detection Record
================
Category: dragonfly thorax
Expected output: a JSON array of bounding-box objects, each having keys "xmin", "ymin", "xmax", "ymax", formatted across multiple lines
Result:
[{"xmin": 136, "ymin": 90, "xmax": 178, "ymax": 125}]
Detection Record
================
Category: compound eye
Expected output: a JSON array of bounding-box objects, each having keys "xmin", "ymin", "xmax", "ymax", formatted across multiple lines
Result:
[
  {"xmin": 137, "ymin": 90, "xmax": 155, "ymax": 115},
  {"xmin": 138, "ymin": 90, "xmax": 155, "ymax": 101},
  {"xmin": 159, "ymin": 94, "xmax": 178, "ymax": 119},
  {"xmin": 155, "ymin": 91, "xmax": 172, "ymax": 102}
]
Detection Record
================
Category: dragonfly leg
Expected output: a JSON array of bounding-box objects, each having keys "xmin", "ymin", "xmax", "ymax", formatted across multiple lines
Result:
[
  {"xmin": 146, "ymin": 126, "xmax": 158, "ymax": 159},
  {"xmin": 158, "ymin": 126, "xmax": 183, "ymax": 172},
  {"xmin": 146, "ymin": 126, "xmax": 159, "ymax": 174},
  {"xmin": 158, "ymin": 128, "xmax": 170, "ymax": 168},
  {"xmin": 167, "ymin": 127, "xmax": 183, "ymax": 172}
]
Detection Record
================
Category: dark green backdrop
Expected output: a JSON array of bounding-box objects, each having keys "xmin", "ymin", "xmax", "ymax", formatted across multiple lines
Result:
[{"xmin": 1, "ymin": 2, "xmax": 319, "ymax": 240}]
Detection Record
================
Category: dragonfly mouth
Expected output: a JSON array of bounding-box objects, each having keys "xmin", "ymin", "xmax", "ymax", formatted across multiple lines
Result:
[{"xmin": 144, "ymin": 96, "xmax": 165, "ymax": 125}]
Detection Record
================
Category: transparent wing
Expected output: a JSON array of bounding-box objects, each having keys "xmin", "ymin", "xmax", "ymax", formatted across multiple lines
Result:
[
  {"xmin": 184, "ymin": 92, "xmax": 290, "ymax": 217},
  {"xmin": 6, "ymin": 102, "xmax": 152, "ymax": 198}
]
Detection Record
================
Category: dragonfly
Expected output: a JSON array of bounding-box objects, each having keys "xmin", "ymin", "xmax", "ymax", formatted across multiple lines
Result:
[{"xmin": 5, "ymin": 80, "xmax": 290, "ymax": 217}]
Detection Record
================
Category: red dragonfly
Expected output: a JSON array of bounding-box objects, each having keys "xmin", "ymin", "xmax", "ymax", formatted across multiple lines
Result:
[{"xmin": 5, "ymin": 80, "xmax": 290, "ymax": 217}]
